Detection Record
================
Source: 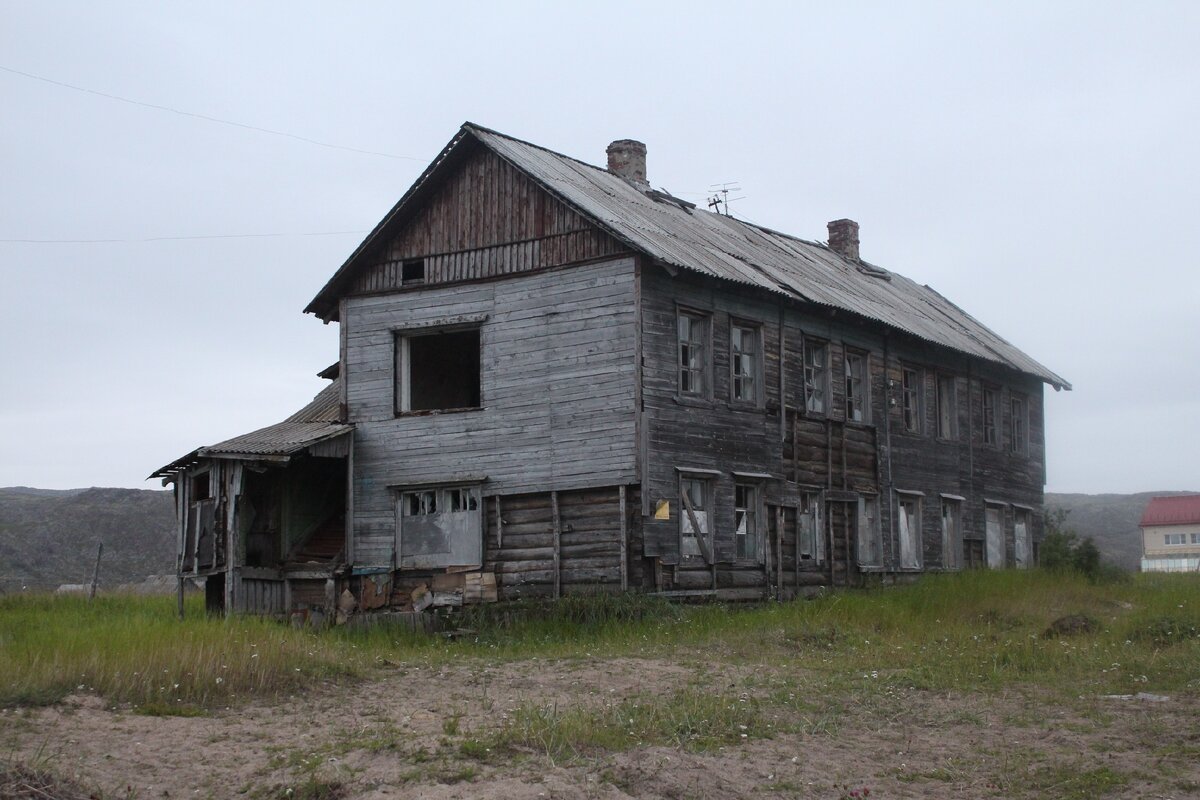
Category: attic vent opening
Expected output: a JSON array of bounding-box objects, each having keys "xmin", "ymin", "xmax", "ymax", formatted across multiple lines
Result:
[{"xmin": 402, "ymin": 258, "xmax": 426, "ymax": 285}]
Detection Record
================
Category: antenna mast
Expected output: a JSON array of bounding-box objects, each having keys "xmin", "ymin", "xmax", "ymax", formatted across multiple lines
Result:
[{"xmin": 707, "ymin": 182, "xmax": 745, "ymax": 216}]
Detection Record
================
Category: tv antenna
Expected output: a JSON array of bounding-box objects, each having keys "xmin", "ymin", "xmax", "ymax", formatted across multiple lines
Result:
[{"xmin": 707, "ymin": 182, "xmax": 745, "ymax": 216}]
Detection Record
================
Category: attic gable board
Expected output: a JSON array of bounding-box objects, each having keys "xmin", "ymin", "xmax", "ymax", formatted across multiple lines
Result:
[{"xmin": 350, "ymin": 147, "xmax": 629, "ymax": 295}]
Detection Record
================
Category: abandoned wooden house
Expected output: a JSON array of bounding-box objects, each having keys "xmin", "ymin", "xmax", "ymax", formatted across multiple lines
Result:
[{"xmin": 152, "ymin": 122, "xmax": 1070, "ymax": 617}]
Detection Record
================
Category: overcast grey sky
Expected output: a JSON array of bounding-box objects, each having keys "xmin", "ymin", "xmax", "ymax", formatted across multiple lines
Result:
[{"xmin": 1, "ymin": 2, "xmax": 1197, "ymax": 494}]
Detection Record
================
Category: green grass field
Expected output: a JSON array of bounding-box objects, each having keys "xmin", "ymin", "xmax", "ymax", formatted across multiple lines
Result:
[{"xmin": 1, "ymin": 570, "xmax": 1197, "ymax": 714}]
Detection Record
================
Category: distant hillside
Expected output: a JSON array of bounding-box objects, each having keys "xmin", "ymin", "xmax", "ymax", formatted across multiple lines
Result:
[
  {"xmin": 1046, "ymin": 491, "xmax": 1200, "ymax": 571},
  {"xmin": 0, "ymin": 487, "xmax": 175, "ymax": 592}
]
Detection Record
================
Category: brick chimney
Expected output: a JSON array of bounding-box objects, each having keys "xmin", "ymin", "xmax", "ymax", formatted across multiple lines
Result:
[
  {"xmin": 606, "ymin": 139, "xmax": 648, "ymax": 186},
  {"xmin": 827, "ymin": 219, "xmax": 860, "ymax": 261}
]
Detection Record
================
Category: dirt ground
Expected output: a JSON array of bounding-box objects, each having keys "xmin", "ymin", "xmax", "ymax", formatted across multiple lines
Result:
[{"xmin": 2, "ymin": 657, "xmax": 1198, "ymax": 799}]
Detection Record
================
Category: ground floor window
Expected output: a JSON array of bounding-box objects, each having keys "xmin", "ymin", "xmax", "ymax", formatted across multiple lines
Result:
[
  {"xmin": 857, "ymin": 494, "xmax": 882, "ymax": 567},
  {"xmin": 396, "ymin": 483, "xmax": 482, "ymax": 568},
  {"xmin": 734, "ymin": 483, "xmax": 760, "ymax": 561},
  {"xmin": 798, "ymin": 492, "xmax": 824, "ymax": 563},
  {"xmin": 897, "ymin": 493, "xmax": 922, "ymax": 569},
  {"xmin": 1013, "ymin": 507, "xmax": 1032, "ymax": 568},
  {"xmin": 941, "ymin": 496, "xmax": 963, "ymax": 570},
  {"xmin": 679, "ymin": 475, "xmax": 713, "ymax": 561}
]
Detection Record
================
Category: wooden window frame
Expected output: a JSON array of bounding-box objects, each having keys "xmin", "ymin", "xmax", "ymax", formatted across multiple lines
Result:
[
  {"xmin": 1013, "ymin": 506, "xmax": 1033, "ymax": 568},
  {"xmin": 803, "ymin": 337, "xmax": 830, "ymax": 416},
  {"xmin": 856, "ymin": 493, "xmax": 883, "ymax": 568},
  {"xmin": 676, "ymin": 307, "xmax": 712, "ymax": 400},
  {"xmin": 896, "ymin": 490, "xmax": 923, "ymax": 570},
  {"xmin": 844, "ymin": 349, "xmax": 870, "ymax": 424},
  {"xmin": 982, "ymin": 385, "xmax": 1000, "ymax": 447},
  {"xmin": 901, "ymin": 366, "xmax": 923, "ymax": 434},
  {"xmin": 393, "ymin": 324, "xmax": 483, "ymax": 415},
  {"xmin": 940, "ymin": 494, "xmax": 963, "ymax": 570},
  {"xmin": 798, "ymin": 490, "xmax": 825, "ymax": 565},
  {"xmin": 678, "ymin": 471, "xmax": 715, "ymax": 563},
  {"xmin": 1010, "ymin": 393, "xmax": 1028, "ymax": 455},
  {"xmin": 935, "ymin": 374, "xmax": 958, "ymax": 440},
  {"xmin": 729, "ymin": 320, "xmax": 764, "ymax": 407},
  {"xmin": 732, "ymin": 482, "xmax": 764, "ymax": 563}
]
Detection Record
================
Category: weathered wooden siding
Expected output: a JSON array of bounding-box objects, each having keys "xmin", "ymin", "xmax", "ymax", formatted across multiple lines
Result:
[
  {"xmin": 639, "ymin": 264, "xmax": 1048, "ymax": 590},
  {"xmin": 345, "ymin": 257, "xmax": 639, "ymax": 567},
  {"xmin": 352, "ymin": 146, "xmax": 629, "ymax": 295}
]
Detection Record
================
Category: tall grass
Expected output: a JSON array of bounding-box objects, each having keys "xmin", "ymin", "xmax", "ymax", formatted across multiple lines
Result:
[{"xmin": 2, "ymin": 571, "xmax": 1197, "ymax": 712}]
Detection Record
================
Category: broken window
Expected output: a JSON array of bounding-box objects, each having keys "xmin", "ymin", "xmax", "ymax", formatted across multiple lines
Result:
[
  {"xmin": 397, "ymin": 484, "xmax": 482, "ymax": 569},
  {"xmin": 941, "ymin": 497, "xmax": 962, "ymax": 570},
  {"xmin": 845, "ymin": 351, "xmax": 868, "ymax": 423},
  {"xmin": 394, "ymin": 327, "xmax": 481, "ymax": 413},
  {"xmin": 191, "ymin": 471, "xmax": 211, "ymax": 502},
  {"xmin": 730, "ymin": 323, "xmax": 759, "ymax": 404},
  {"xmin": 679, "ymin": 475, "xmax": 712, "ymax": 560},
  {"xmin": 734, "ymin": 483, "xmax": 759, "ymax": 561},
  {"xmin": 982, "ymin": 386, "xmax": 999, "ymax": 446},
  {"xmin": 401, "ymin": 258, "xmax": 426, "ymax": 285},
  {"xmin": 856, "ymin": 494, "xmax": 882, "ymax": 567},
  {"xmin": 678, "ymin": 310, "xmax": 709, "ymax": 396},
  {"xmin": 901, "ymin": 367, "xmax": 922, "ymax": 434},
  {"xmin": 803, "ymin": 339, "xmax": 828, "ymax": 415},
  {"xmin": 1013, "ymin": 507, "xmax": 1031, "ymax": 568},
  {"xmin": 799, "ymin": 492, "xmax": 824, "ymax": 562},
  {"xmin": 936, "ymin": 375, "xmax": 957, "ymax": 439},
  {"xmin": 1010, "ymin": 395, "xmax": 1027, "ymax": 455},
  {"xmin": 897, "ymin": 493, "xmax": 922, "ymax": 569}
]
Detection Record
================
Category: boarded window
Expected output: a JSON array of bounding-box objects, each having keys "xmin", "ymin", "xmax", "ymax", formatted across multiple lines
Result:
[
  {"xmin": 897, "ymin": 495, "xmax": 921, "ymax": 569},
  {"xmin": 395, "ymin": 328, "xmax": 481, "ymax": 413},
  {"xmin": 985, "ymin": 504, "xmax": 1005, "ymax": 568},
  {"xmin": 799, "ymin": 492, "xmax": 824, "ymax": 563},
  {"xmin": 982, "ymin": 387, "xmax": 999, "ymax": 446},
  {"xmin": 679, "ymin": 476, "xmax": 711, "ymax": 559},
  {"xmin": 857, "ymin": 495, "xmax": 882, "ymax": 567},
  {"xmin": 1014, "ymin": 508, "xmax": 1031, "ymax": 568},
  {"xmin": 730, "ymin": 324, "xmax": 759, "ymax": 403},
  {"xmin": 678, "ymin": 311, "xmax": 708, "ymax": 396},
  {"xmin": 845, "ymin": 351, "xmax": 868, "ymax": 423},
  {"xmin": 941, "ymin": 498, "xmax": 962, "ymax": 570},
  {"xmin": 804, "ymin": 339, "xmax": 828, "ymax": 414},
  {"xmin": 936, "ymin": 375, "xmax": 957, "ymax": 439},
  {"xmin": 902, "ymin": 367, "xmax": 922, "ymax": 434},
  {"xmin": 734, "ymin": 483, "xmax": 759, "ymax": 561},
  {"xmin": 397, "ymin": 484, "xmax": 482, "ymax": 568},
  {"xmin": 1010, "ymin": 395, "xmax": 1027, "ymax": 454}
]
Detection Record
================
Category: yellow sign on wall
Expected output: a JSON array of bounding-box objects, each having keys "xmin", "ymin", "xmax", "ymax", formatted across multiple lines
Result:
[{"xmin": 654, "ymin": 500, "xmax": 671, "ymax": 520}]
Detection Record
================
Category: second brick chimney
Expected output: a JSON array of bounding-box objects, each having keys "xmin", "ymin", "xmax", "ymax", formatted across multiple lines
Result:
[
  {"xmin": 827, "ymin": 218, "xmax": 860, "ymax": 261},
  {"xmin": 606, "ymin": 139, "xmax": 648, "ymax": 186}
]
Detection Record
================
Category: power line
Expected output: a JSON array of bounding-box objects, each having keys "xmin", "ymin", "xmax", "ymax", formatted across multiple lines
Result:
[
  {"xmin": 0, "ymin": 230, "xmax": 367, "ymax": 244},
  {"xmin": 0, "ymin": 64, "xmax": 422, "ymax": 162}
]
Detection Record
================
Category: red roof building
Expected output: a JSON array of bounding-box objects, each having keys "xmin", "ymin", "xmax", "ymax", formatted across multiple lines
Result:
[{"xmin": 1140, "ymin": 495, "xmax": 1200, "ymax": 573}]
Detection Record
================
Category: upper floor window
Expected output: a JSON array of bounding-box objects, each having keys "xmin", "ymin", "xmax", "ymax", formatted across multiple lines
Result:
[
  {"xmin": 936, "ymin": 375, "xmax": 958, "ymax": 439},
  {"xmin": 678, "ymin": 311, "xmax": 709, "ymax": 396},
  {"xmin": 804, "ymin": 339, "xmax": 828, "ymax": 415},
  {"xmin": 982, "ymin": 387, "xmax": 1000, "ymax": 446},
  {"xmin": 730, "ymin": 323, "xmax": 760, "ymax": 404},
  {"xmin": 901, "ymin": 367, "xmax": 922, "ymax": 433},
  {"xmin": 1165, "ymin": 533, "xmax": 1187, "ymax": 546},
  {"xmin": 394, "ymin": 327, "xmax": 481, "ymax": 413},
  {"xmin": 1010, "ymin": 395, "xmax": 1027, "ymax": 455},
  {"xmin": 845, "ymin": 351, "xmax": 868, "ymax": 423}
]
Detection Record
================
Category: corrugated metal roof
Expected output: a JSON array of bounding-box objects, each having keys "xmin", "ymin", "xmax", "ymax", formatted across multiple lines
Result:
[
  {"xmin": 1140, "ymin": 495, "xmax": 1200, "ymax": 527},
  {"xmin": 466, "ymin": 124, "xmax": 1069, "ymax": 389},
  {"xmin": 150, "ymin": 380, "xmax": 349, "ymax": 478}
]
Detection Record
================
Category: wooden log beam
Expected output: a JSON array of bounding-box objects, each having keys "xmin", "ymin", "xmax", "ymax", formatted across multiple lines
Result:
[{"xmin": 551, "ymin": 490, "xmax": 561, "ymax": 600}]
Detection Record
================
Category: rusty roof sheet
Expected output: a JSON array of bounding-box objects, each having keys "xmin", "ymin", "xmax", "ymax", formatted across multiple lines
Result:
[
  {"xmin": 1140, "ymin": 495, "xmax": 1200, "ymax": 527},
  {"xmin": 466, "ymin": 124, "xmax": 1069, "ymax": 389},
  {"xmin": 150, "ymin": 380, "xmax": 349, "ymax": 479}
]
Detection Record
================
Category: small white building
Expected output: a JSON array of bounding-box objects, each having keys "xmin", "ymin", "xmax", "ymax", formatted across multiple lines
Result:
[{"xmin": 1140, "ymin": 496, "xmax": 1200, "ymax": 572}]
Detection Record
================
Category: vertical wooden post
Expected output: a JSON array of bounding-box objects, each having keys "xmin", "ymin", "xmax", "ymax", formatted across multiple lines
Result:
[
  {"xmin": 618, "ymin": 485, "xmax": 628, "ymax": 591},
  {"xmin": 495, "ymin": 496, "xmax": 504, "ymax": 551},
  {"xmin": 551, "ymin": 491, "xmax": 561, "ymax": 599},
  {"xmin": 176, "ymin": 574, "xmax": 185, "ymax": 620},
  {"xmin": 794, "ymin": 503, "xmax": 801, "ymax": 592},
  {"xmin": 325, "ymin": 578, "xmax": 336, "ymax": 627},
  {"xmin": 775, "ymin": 506, "xmax": 784, "ymax": 601},
  {"xmin": 88, "ymin": 543, "xmax": 103, "ymax": 601}
]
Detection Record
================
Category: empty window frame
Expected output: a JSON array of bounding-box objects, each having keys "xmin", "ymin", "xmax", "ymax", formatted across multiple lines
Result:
[
  {"xmin": 734, "ymin": 483, "xmax": 761, "ymax": 561},
  {"xmin": 845, "ymin": 351, "xmax": 869, "ymax": 423},
  {"xmin": 803, "ymin": 339, "xmax": 829, "ymax": 415},
  {"xmin": 856, "ymin": 494, "xmax": 882, "ymax": 567},
  {"xmin": 397, "ymin": 484, "xmax": 483, "ymax": 568},
  {"xmin": 678, "ymin": 310, "xmax": 709, "ymax": 397},
  {"xmin": 401, "ymin": 258, "xmax": 426, "ymax": 285},
  {"xmin": 982, "ymin": 386, "xmax": 1000, "ymax": 446},
  {"xmin": 730, "ymin": 323, "xmax": 761, "ymax": 404},
  {"xmin": 936, "ymin": 375, "xmax": 958, "ymax": 439},
  {"xmin": 190, "ymin": 471, "xmax": 211, "ymax": 502},
  {"xmin": 798, "ymin": 491, "xmax": 824, "ymax": 563},
  {"xmin": 679, "ymin": 474, "xmax": 713, "ymax": 560},
  {"xmin": 1013, "ymin": 507, "xmax": 1032, "ymax": 568},
  {"xmin": 897, "ymin": 493, "xmax": 922, "ymax": 569},
  {"xmin": 901, "ymin": 367, "xmax": 922, "ymax": 434},
  {"xmin": 1010, "ymin": 394, "xmax": 1027, "ymax": 455},
  {"xmin": 394, "ymin": 327, "xmax": 481, "ymax": 413},
  {"xmin": 941, "ymin": 497, "xmax": 963, "ymax": 570}
]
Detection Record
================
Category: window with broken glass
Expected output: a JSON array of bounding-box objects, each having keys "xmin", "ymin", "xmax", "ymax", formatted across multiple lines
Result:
[
  {"xmin": 845, "ymin": 351, "xmax": 868, "ymax": 423},
  {"xmin": 679, "ymin": 475, "xmax": 712, "ymax": 559},
  {"xmin": 901, "ymin": 367, "xmax": 922, "ymax": 434},
  {"xmin": 804, "ymin": 339, "xmax": 828, "ymax": 415},
  {"xmin": 677, "ymin": 311, "xmax": 709, "ymax": 396},
  {"xmin": 397, "ymin": 484, "xmax": 483, "ymax": 569},
  {"xmin": 394, "ymin": 327, "xmax": 481, "ymax": 413},
  {"xmin": 730, "ymin": 323, "xmax": 760, "ymax": 404},
  {"xmin": 734, "ymin": 483, "xmax": 759, "ymax": 561},
  {"xmin": 897, "ymin": 494, "xmax": 922, "ymax": 569}
]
